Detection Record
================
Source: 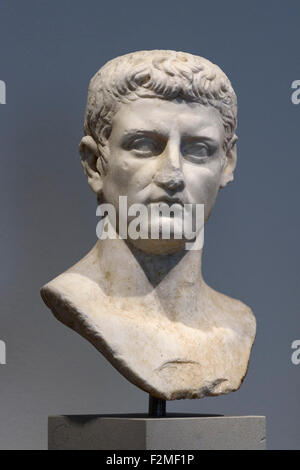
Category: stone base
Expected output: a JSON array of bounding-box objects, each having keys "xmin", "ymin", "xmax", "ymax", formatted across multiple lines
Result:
[{"xmin": 48, "ymin": 414, "xmax": 266, "ymax": 450}]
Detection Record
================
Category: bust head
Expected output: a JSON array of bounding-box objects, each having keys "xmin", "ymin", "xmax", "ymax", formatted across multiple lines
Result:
[
  {"xmin": 41, "ymin": 52, "xmax": 256, "ymax": 401},
  {"xmin": 80, "ymin": 50, "xmax": 238, "ymax": 253}
]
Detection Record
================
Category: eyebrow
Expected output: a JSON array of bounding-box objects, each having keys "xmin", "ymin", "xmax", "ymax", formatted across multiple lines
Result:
[
  {"xmin": 122, "ymin": 129, "xmax": 166, "ymax": 137},
  {"xmin": 181, "ymin": 134, "xmax": 219, "ymax": 145},
  {"xmin": 121, "ymin": 129, "xmax": 167, "ymax": 146},
  {"xmin": 181, "ymin": 125, "xmax": 223, "ymax": 140},
  {"xmin": 122, "ymin": 127, "xmax": 220, "ymax": 138}
]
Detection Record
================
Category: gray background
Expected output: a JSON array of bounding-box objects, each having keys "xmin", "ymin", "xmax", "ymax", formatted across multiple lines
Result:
[{"xmin": 0, "ymin": 0, "xmax": 299, "ymax": 450}]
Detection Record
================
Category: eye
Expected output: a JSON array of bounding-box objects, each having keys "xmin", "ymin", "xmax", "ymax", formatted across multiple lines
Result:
[
  {"xmin": 181, "ymin": 140, "xmax": 214, "ymax": 163},
  {"xmin": 128, "ymin": 136, "xmax": 163, "ymax": 157},
  {"xmin": 124, "ymin": 135, "xmax": 164, "ymax": 157},
  {"xmin": 184, "ymin": 143, "xmax": 208, "ymax": 157}
]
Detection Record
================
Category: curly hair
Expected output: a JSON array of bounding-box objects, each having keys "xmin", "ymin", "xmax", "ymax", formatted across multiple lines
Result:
[{"xmin": 84, "ymin": 50, "xmax": 237, "ymax": 170}]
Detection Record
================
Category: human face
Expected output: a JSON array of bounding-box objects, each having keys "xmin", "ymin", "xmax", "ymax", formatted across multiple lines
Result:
[{"xmin": 102, "ymin": 97, "xmax": 227, "ymax": 252}]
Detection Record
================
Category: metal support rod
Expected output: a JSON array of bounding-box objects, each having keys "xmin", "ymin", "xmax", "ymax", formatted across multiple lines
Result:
[{"xmin": 148, "ymin": 395, "xmax": 166, "ymax": 417}]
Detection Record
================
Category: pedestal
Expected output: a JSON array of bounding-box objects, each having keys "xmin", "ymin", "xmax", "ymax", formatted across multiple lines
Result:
[{"xmin": 48, "ymin": 414, "xmax": 266, "ymax": 450}]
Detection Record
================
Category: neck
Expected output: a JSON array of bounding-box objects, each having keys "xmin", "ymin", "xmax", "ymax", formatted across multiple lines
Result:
[{"xmin": 96, "ymin": 234, "xmax": 205, "ymax": 320}]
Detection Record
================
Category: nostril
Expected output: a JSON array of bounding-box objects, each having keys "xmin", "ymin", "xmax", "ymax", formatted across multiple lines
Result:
[{"xmin": 154, "ymin": 170, "xmax": 185, "ymax": 190}]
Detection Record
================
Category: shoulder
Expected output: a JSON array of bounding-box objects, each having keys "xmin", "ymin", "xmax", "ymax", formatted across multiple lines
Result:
[
  {"xmin": 40, "ymin": 242, "xmax": 104, "ymax": 325},
  {"xmin": 205, "ymin": 283, "xmax": 256, "ymax": 337}
]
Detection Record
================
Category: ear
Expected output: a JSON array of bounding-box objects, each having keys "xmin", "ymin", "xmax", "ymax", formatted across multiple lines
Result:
[
  {"xmin": 79, "ymin": 136, "xmax": 103, "ymax": 195},
  {"xmin": 220, "ymin": 134, "xmax": 238, "ymax": 188}
]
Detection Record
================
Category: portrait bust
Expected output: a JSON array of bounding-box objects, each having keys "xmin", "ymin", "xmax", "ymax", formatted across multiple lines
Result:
[{"xmin": 41, "ymin": 50, "xmax": 256, "ymax": 400}]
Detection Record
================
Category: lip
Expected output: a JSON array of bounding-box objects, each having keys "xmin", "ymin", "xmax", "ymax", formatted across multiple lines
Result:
[{"xmin": 148, "ymin": 196, "xmax": 184, "ymax": 206}]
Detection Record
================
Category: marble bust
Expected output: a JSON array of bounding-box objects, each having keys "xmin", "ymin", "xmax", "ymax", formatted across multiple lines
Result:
[{"xmin": 41, "ymin": 50, "xmax": 256, "ymax": 400}]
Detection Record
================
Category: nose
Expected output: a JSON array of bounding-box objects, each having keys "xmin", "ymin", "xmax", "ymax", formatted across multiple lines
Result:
[{"xmin": 153, "ymin": 141, "xmax": 185, "ymax": 192}]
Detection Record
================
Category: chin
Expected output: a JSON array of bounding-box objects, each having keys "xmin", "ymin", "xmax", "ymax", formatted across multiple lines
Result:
[
  {"xmin": 146, "ymin": 215, "xmax": 185, "ymax": 238},
  {"xmin": 128, "ymin": 237, "xmax": 186, "ymax": 255}
]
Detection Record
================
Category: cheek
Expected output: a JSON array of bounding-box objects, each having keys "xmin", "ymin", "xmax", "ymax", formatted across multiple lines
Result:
[
  {"xmin": 184, "ymin": 161, "xmax": 223, "ymax": 216},
  {"xmin": 103, "ymin": 151, "xmax": 158, "ymax": 198}
]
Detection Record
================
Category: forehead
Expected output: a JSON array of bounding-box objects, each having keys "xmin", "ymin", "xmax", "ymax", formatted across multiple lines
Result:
[{"xmin": 110, "ymin": 97, "xmax": 225, "ymax": 140}]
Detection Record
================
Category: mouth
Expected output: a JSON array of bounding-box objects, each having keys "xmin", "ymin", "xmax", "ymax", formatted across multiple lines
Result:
[{"xmin": 148, "ymin": 196, "xmax": 184, "ymax": 206}]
